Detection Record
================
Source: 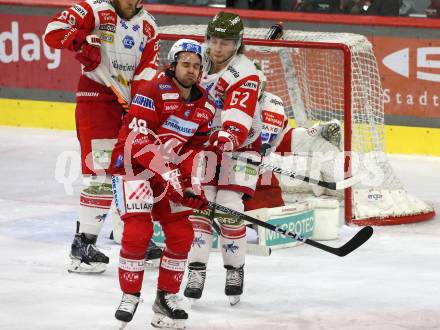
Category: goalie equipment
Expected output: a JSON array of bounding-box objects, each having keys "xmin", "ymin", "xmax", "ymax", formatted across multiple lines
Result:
[
  {"xmin": 225, "ymin": 265, "xmax": 244, "ymax": 306},
  {"xmin": 115, "ymin": 292, "xmax": 141, "ymax": 326},
  {"xmin": 151, "ymin": 290, "xmax": 188, "ymax": 329},
  {"xmin": 183, "ymin": 262, "xmax": 207, "ymax": 302},
  {"xmin": 68, "ymin": 233, "xmax": 109, "ymax": 273},
  {"xmin": 320, "ymin": 119, "xmax": 342, "ymax": 148}
]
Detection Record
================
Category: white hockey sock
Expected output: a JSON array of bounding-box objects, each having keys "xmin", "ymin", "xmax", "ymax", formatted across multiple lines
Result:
[
  {"xmin": 215, "ymin": 190, "xmax": 246, "ymax": 268},
  {"xmin": 187, "ymin": 211, "xmax": 213, "ymax": 265},
  {"xmin": 78, "ymin": 183, "xmax": 113, "ymax": 236}
]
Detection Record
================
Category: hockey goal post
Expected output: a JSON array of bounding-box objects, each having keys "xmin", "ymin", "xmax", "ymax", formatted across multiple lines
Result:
[{"xmin": 157, "ymin": 25, "xmax": 435, "ymax": 226}]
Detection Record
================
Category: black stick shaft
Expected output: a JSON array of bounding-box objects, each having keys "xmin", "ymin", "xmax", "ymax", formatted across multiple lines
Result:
[{"xmin": 208, "ymin": 201, "xmax": 373, "ymax": 257}]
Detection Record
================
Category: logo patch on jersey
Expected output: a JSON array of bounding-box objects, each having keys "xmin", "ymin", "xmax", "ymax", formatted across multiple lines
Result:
[
  {"xmin": 98, "ymin": 9, "xmax": 116, "ymax": 25},
  {"xmin": 193, "ymin": 108, "xmax": 211, "ymax": 122},
  {"xmin": 242, "ymin": 80, "xmax": 258, "ymax": 91},
  {"xmin": 184, "ymin": 109, "xmax": 191, "ymax": 118},
  {"xmin": 215, "ymin": 78, "xmax": 228, "ymax": 94},
  {"xmin": 270, "ymin": 98, "xmax": 283, "ymax": 107},
  {"xmin": 262, "ymin": 123, "xmax": 280, "ymax": 133},
  {"xmin": 120, "ymin": 20, "xmax": 129, "ymax": 30},
  {"xmin": 162, "ymin": 115, "xmax": 199, "ymax": 137},
  {"xmin": 262, "ymin": 111, "xmax": 284, "ymax": 127},
  {"xmin": 123, "ymin": 35, "xmax": 135, "ymax": 49},
  {"xmin": 159, "ymin": 84, "xmax": 173, "ymax": 90},
  {"xmin": 124, "ymin": 181, "xmax": 153, "ymax": 213},
  {"xmin": 72, "ymin": 4, "xmax": 87, "ymax": 18},
  {"xmin": 132, "ymin": 94, "xmax": 155, "ymax": 110},
  {"xmin": 163, "ymin": 102, "xmax": 181, "ymax": 113},
  {"xmin": 112, "ymin": 60, "xmax": 135, "ymax": 72},
  {"xmin": 99, "ymin": 24, "xmax": 116, "ymax": 33},
  {"xmin": 227, "ymin": 66, "xmax": 240, "ymax": 78},
  {"xmin": 100, "ymin": 32, "xmax": 114, "ymax": 44},
  {"xmin": 162, "ymin": 93, "xmax": 180, "ymax": 100},
  {"xmin": 143, "ymin": 21, "xmax": 155, "ymax": 39},
  {"xmin": 132, "ymin": 24, "xmax": 140, "ymax": 32}
]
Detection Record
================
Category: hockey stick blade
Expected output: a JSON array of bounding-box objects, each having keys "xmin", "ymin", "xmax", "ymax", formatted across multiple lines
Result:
[
  {"xmin": 330, "ymin": 226, "xmax": 373, "ymax": 257},
  {"xmin": 231, "ymin": 154, "xmax": 362, "ymax": 190},
  {"xmin": 202, "ymin": 197, "xmax": 374, "ymax": 257}
]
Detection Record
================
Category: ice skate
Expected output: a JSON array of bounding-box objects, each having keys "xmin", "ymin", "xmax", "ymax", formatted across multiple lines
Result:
[
  {"xmin": 68, "ymin": 233, "xmax": 109, "ymax": 273},
  {"xmin": 115, "ymin": 293, "xmax": 142, "ymax": 329},
  {"xmin": 145, "ymin": 240, "xmax": 163, "ymax": 268},
  {"xmin": 225, "ymin": 265, "xmax": 244, "ymax": 306},
  {"xmin": 151, "ymin": 290, "xmax": 188, "ymax": 329},
  {"xmin": 183, "ymin": 262, "xmax": 206, "ymax": 304}
]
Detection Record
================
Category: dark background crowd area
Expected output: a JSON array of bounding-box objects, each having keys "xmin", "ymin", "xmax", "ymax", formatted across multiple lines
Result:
[{"xmin": 144, "ymin": 0, "xmax": 440, "ymax": 18}]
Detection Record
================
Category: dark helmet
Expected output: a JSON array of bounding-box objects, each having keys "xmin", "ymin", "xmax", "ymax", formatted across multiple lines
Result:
[{"xmin": 206, "ymin": 12, "xmax": 244, "ymax": 42}]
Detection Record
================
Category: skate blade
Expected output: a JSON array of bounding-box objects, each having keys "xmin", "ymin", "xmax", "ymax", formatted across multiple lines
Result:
[
  {"xmin": 118, "ymin": 321, "xmax": 128, "ymax": 330},
  {"xmin": 68, "ymin": 258, "xmax": 107, "ymax": 274},
  {"xmin": 151, "ymin": 313, "xmax": 186, "ymax": 329},
  {"xmin": 229, "ymin": 295, "xmax": 240, "ymax": 306},
  {"xmin": 185, "ymin": 297, "xmax": 198, "ymax": 309}
]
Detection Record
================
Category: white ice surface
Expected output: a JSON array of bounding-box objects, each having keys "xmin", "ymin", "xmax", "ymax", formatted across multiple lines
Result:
[{"xmin": 0, "ymin": 126, "xmax": 439, "ymax": 330}]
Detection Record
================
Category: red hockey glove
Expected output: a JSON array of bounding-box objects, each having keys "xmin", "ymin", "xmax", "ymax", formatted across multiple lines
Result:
[
  {"xmin": 161, "ymin": 169, "xmax": 208, "ymax": 211},
  {"xmin": 209, "ymin": 130, "xmax": 238, "ymax": 154},
  {"xmin": 74, "ymin": 35, "xmax": 101, "ymax": 72}
]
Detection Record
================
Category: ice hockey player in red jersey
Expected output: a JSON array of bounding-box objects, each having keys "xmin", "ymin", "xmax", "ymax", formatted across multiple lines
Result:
[
  {"xmin": 184, "ymin": 12, "xmax": 262, "ymax": 306},
  {"xmin": 44, "ymin": 0, "xmax": 160, "ymax": 273},
  {"xmin": 110, "ymin": 39, "xmax": 214, "ymax": 329}
]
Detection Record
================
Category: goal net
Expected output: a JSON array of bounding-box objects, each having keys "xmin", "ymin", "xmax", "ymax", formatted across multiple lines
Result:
[{"xmin": 158, "ymin": 25, "xmax": 435, "ymax": 226}]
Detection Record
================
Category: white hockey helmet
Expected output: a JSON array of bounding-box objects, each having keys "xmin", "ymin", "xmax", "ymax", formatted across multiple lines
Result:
[{"xmin": 167, "ymin": 39, "xmax": 203, "ymax": 64}]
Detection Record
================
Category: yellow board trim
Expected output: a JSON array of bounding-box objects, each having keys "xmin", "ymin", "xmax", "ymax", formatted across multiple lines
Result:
[
  {"xmin": 0, "ymin": 98, "xmax": 75, "ymax": 130},
  {"xmin": 1, "ymin": 98, "xmax": 439, "ymax": 156}
]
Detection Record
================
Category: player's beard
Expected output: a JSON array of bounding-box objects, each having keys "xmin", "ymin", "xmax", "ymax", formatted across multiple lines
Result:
[
  {"xmin": 176, "ymin": 74, "xmax": 196, "ymax": 89},
  {"xmin": 113, "ymin": 0, "xmax": 138, "ymax": 20}
]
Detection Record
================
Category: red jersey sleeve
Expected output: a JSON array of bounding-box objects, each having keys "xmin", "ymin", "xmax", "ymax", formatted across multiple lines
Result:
[
  {"xmin": 44, "ymin": 1, "xmax": 95, "ymax": 51},
  {"xmin": 221, "ymin": 75, "xmax": 260, "ymax": 147},
  {"xmin": 131, "ymin": 20, "xmax": 160, "ymax": 97}
]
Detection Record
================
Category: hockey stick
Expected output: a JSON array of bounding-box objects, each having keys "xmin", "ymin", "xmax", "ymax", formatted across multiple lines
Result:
[
  {"xmin": 231, "ymin": 154, "xmax": 365, "ymax": 190},
  {"xmin": 95, "ymin": 66, "xmax": 129, "ymax": 110},
  {"xmin": 200, "ymin": 198, "xmax": 373, "ymax": 257},
  {"xmin": 212, "ymin": 217, "xmax": 271, "ymax": 256}
]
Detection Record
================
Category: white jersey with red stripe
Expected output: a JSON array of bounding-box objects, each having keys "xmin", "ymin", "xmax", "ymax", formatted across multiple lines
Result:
[
  {"xmin": 200, "ymin": 54, "xmax": 261, "ymax": 149},
  {"xmin": 44, "ymin": 0, "xmax": 159, "ymax": 102},
  {"xmin": 260, "ymin": 91, "xmax": 290, "ymax": 151}
]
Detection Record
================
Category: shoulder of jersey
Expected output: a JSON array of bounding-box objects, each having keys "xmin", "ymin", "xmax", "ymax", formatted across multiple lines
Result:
[
  {"xmin": 223, "ymin": 54, "xmax": 259, "ymax": 84},
  {"xmin": 141, "ymin": 10, "xmax": 157, "ymax": 23},
  {"xmin": 86, "ymin": 0, "xmax": 113, "ymax": 10},
  {"xmin": 262, "ymin": 92, "xmax": 285, "ymax": 114}
]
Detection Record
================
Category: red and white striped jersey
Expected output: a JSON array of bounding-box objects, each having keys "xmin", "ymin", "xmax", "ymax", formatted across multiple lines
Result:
[
  {"xmin": 260, "ymin": 91, "xmax": 290, "ymax": 150},
  {"xmin": 44, "ymin": 0, "xmax": 159, "ymax": 101},
  {"xmin": 200, "ymin": 54, "xmax": 260, "ymax": 149}
]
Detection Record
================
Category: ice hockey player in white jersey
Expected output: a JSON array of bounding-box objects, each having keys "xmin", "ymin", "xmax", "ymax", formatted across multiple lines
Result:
[
  {"xmin": 184, "ymin": 12, "xmax": 262, "ymax": 306},
  {"xmin": 244, "ymin": 65, "xmax": 343, "ymax": 211}
]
